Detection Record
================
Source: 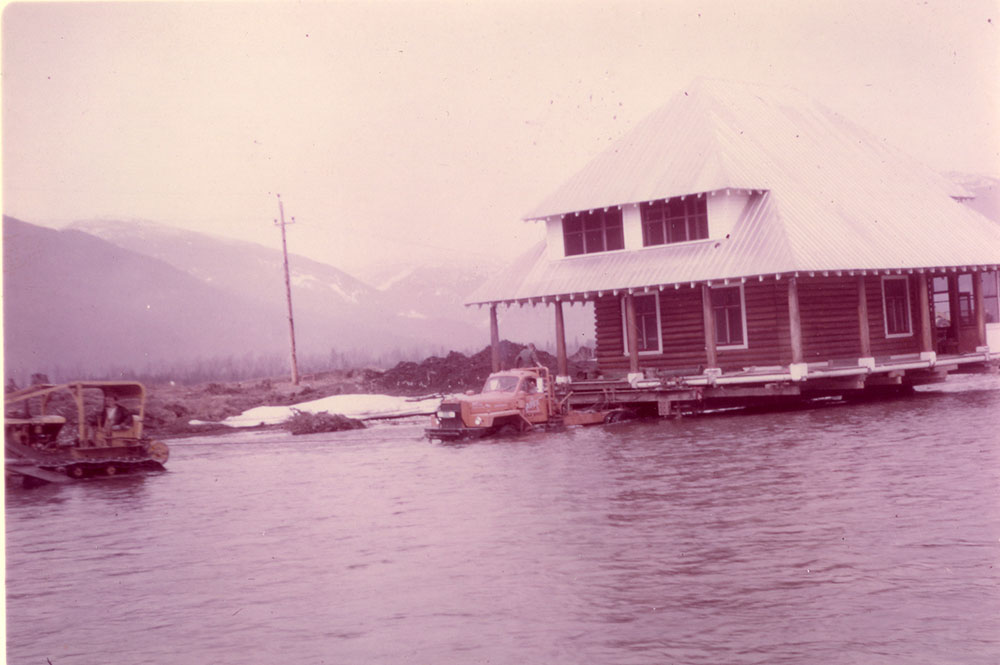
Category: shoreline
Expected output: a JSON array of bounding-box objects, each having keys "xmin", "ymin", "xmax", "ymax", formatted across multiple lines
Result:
[{"xmin": 141, "ymin": 369, "xmax": 387, "ymax": 439}]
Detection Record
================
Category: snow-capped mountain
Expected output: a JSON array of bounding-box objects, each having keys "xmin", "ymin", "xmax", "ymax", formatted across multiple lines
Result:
[
  {"xmin": 3, "ymin": 216, "xmax": 288, "ymax": 379},
  {"xmin": 69, "ymin": 219, "xmax": 376, "ymax": 311},
  {"xmin": 359, "ymin": 257, "xmax": 502, "ymax": 324},
  {"xmin": 4, "ymin": 217, "xmax": 494, "ymax": 380},
  {"xmin": 4, "ymin": 214, "xmax": 597, "ymax": 382}
]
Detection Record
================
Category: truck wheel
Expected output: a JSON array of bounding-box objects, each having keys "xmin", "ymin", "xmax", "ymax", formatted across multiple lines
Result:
[{"xmin": 606, "ymin": 408, "xmax": 637, "ymax": 423}]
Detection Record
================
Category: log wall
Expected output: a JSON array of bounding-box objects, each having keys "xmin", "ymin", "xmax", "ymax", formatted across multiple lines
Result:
[
  {"xmin": 798, "ymin": 276, "xmax": 862, "ymax": 360},
  {"xmin": 593, "ymin": 275, "xmax": 922, "ymax": 374}
]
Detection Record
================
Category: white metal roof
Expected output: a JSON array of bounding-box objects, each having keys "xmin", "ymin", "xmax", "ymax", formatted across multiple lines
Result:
[{"xmin": 469, "ymin": 79, "xmax": 1000, "ymax": 305}]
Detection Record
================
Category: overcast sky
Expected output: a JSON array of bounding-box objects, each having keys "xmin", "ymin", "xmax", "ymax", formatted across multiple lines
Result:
[{"xmin": 3, "ymin": 0, "xmax": 997, "ymax": 276}]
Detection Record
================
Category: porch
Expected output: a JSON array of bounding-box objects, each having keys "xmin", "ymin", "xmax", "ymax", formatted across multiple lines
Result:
[{"xmin": 478, "ymin": 268, "xmax": 998, "ymax": 384}]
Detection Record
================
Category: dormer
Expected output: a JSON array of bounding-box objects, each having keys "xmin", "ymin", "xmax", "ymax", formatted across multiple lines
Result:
[{"xmin": 543, "ymin": 189, "xmax": 753, "ymax": 260}]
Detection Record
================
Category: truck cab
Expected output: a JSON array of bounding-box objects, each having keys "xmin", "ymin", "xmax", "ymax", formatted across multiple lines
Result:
[{"xmin": 426, "ymin": 367, "xmax": 556, "ymax": 440}]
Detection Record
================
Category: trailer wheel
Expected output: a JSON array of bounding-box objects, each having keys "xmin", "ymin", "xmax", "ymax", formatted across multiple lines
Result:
[
  {"xmin": 67, "ymin": 466, "xmax": 84, "ymax": 479},
  {"xmin": 105, "ymin": 465, "xmax": 117, "ymax": 476}
]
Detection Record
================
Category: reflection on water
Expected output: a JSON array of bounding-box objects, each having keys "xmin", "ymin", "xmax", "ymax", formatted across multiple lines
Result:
[{"xmin": 7, "ymin": 376, "xmax": 1000, "ymax": 664}]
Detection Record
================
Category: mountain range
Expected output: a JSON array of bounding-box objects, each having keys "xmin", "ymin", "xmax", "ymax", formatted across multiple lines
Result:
[{"xmin": 2, "ymin": 216, "xmax": 509, "ymax": 381}]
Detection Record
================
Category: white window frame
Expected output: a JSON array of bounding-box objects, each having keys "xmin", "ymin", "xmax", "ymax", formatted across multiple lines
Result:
[
  {"xmin": 711, "ymin": 284, "xmax": 749, "ymax": 350},
  {"xmin": 620, "ymin": 293, "xmax": 663, "ymax": 355},
  {"xmin": 881, "ymin": 275, "xmax": 913, "ymax": 338},
  {"xmin": 983, "ymin": 271, "xmax": 1000, "ymax": 325}
]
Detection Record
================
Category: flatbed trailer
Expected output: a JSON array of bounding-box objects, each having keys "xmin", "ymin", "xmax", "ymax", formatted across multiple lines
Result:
[{"xmin": 558, "ymin": 350, "xmax": 999, "ymax": 416}]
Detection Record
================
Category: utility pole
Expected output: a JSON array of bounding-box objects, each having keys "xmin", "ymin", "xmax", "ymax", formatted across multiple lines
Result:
[{"xmin": 275, "ymin": 194, "xmax": 300, "ymax": 385}]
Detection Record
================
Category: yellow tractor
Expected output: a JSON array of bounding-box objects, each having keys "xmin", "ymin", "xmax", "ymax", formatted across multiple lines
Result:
[{"xmin": 5, "ymin": 381, "xmax": 169, "ymax": 484}]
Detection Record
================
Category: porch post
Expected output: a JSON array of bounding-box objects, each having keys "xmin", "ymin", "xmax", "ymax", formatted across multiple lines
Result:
[
  {"xmin": 624, "ymin": 294, "xmax": 640, "ymax": 373},
  {"xmin": 973, "ymin": 272, "xmax": 987, "ymax": 347},
  {"xmin": 788, "ymin": 276, "xmax": 805, "ymax": 378},
  {"xmin": 700, "ymin": 284, "xmax": 718, "ymax": 369},
  {"xmin": 554, "ymin": 300, "xmax": 568, "ymax": 378},
  {"xmin": 489, "ymin": 304, "xmax": 500, "ymax": 372},
  {"xmin": 948, "ymin": 274, "xmax": 961, "ymax": 342},
  {"xmin": 917, "ymin": 273, "xmax": 933, "ymax": 353},
  {"xmin": 857, "ymin": 275, "xmax": 872, "ymax": 358}
]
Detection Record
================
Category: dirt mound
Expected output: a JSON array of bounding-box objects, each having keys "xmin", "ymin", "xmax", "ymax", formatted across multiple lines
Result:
[
  {"xmin": 373, "ymin": 341, "xmax": 593, "ymax": 396},
  {"xmin": 373, "ymin": 346, "xmax": 502, "ymax": 396}
]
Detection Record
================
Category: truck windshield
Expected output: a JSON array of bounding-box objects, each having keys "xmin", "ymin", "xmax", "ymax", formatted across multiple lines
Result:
[{"xmin": 482, "ymin": 376, "xmax": 520, "ymax": 393}]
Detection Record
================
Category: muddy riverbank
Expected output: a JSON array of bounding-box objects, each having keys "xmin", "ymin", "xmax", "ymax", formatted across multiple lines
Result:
[{"xmin": 144, "ymin": 341, "xmax": 594, "ymax": 438}]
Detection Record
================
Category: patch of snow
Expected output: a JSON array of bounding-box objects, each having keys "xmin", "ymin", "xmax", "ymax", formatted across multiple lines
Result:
[
  {"xmin": 375, "ymin": 267, "xmax": 415, "ymax": 291},
  {"xmin": 193, "ymin": 393, "xmax": 442, "ymax": 428},
  {"xmin": 290, "ymin": 273, "xmax": 359, "ymax": 303},
  {"xmin": 327, "ymin": 281, "xmax": 360, "ymax": 303},
  {"xmin": 398, "ymin": 309, "xmax": 428, "ymax": 319}
]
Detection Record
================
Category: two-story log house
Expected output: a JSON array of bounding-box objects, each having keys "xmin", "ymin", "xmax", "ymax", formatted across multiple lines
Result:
[{"xmin": 469, "ymin": 80, "xmax": 1000, "ymax": 408}]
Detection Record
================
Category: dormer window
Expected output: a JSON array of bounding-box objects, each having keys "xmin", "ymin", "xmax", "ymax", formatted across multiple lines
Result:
[
  {"xmin": 563, "ymin": 209, "xmax": 624, "ymax": 256},
  {"xmin": 641, "ymin": 196, "xmax": 708, "ymax": 246}
]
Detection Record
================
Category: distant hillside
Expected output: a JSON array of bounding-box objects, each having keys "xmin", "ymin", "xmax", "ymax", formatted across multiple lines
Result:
[
  {"xmin": 360, "ymin": 258, "xmax": 501, "ymax": 325},
  {"xmin": 68, "ymin": 219, "xmax": 490, "ymax": 355},
  {"xmin": 3, "ymin": 216, "xmax": 287, "ymax": 380},
  {"xmin": 357, "ymin": 256, "xmax": 595, "ymax": 353},
  {"xmin": 4, "ymin": 216, "xmax": 500, "ymax": 382},
  {"xmin": 69, "ymin": 219, "xmax": 376, "ymax": 312}
]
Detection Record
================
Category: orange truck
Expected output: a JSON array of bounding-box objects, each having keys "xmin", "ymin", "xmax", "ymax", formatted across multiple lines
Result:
[{"xmin": 425, "ymin": 366, "xmax": 622, "ymax": 441}]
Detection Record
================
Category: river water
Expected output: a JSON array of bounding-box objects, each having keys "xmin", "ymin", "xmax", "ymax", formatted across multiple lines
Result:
[{"xmin": 7, "ymin": 376, "xmax": 1000, "ymax": 664}]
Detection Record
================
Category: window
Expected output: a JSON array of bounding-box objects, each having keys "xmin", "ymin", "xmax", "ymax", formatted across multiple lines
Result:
[
  {"xmin": 932, "ymin": 276, "xmax": 951, "ymax": 329},
  {"xmin": 957, "ymin": 274, "xmax": 975, "ymax": 325},
  {"xmin": 640, "ymin": 196, "xmax": 709, "ymax": 246},
  {"xmin": 483, "ymin": 375, "xmax": 519, "ymax": 393},
  {"xmin": 563, "ymin": 209, "xmax": 624, "ymax": 256},
  {"xmin": 711, "ymin": 286, "xmax": 747, "ymax": 348},
  {"xmin": 983, "ymin": 272, "xmax": 999, "ymax": 324},
  {"xmin": 882, "ymin": 276, "xmax": 912, "ymax": 337},
  {"xmin": 621, "ymin": 294, "xmax": 662, "ymax": 354}
]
